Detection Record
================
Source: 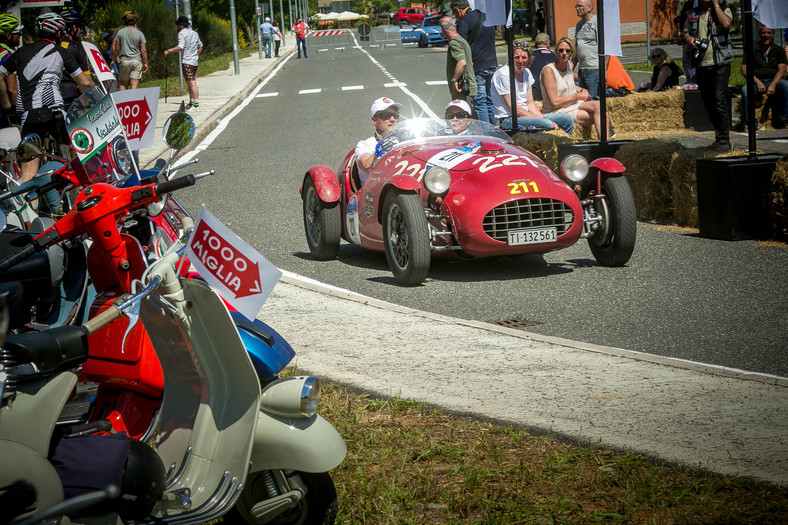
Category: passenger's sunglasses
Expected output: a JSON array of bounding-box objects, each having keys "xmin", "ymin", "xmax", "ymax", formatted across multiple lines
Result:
[
  {"xmin": 374, "ymin": 111, "xmax": 399, "ymax": 120},
  {"xmin": 445, "ymin": 111, "xmax": 471, "ymax": 119}
]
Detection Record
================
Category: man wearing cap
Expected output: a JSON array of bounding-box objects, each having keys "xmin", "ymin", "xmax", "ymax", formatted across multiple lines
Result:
[
  {"xmin": 527, "ymin": 33, "xmax": 556, "ymax": 101},
  {"xmin": 165, "ymin": 16, "xmax": 203, "ymax": 111},
  {"xmin": 444, "ymin": 99, "xmax": 474, "ymax": 134},
  {"xmin": 355, "ymin": 97, "xmax": 402, "ymax": 186},
  {"xmin": 260, "ymin": 16, "xmax": 274, "ymax": 58}
]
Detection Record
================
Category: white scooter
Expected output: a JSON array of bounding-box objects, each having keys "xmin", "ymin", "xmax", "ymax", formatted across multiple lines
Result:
[{"xmin": 0, "ymin": 232, "xmax": 347, "ymax": 524}]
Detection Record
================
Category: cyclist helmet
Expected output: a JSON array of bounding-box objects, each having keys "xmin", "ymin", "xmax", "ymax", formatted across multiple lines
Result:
[
  {"xmin": 60, "ymin": 9, "xmax": 83, "ymax": 30},
  {"xmin": 0, "ymin": 14, "xmax": 21, "ymax": 35},
  {"xmin": 35, "ymin": 12, "xmax": 66, "ymax": 35}
]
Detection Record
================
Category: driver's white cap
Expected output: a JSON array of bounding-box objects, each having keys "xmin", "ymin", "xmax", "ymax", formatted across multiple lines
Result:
[
  {"xmin": 445, "ymin": 99, "xmax": 472, "ymax": 114},
  {"xmin": 370, "ymin": 97, "xmax": 403, "ymax": 116}
]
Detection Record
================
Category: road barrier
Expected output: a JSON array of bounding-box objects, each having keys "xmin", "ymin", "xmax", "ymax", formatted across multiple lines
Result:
[
  {"xmin": 369, "ymin": 26, "xmax": 404, "ymax": 49},
  {"xmin": 309, "ymin": 29, "xmax": 353, "ymax": 53}
]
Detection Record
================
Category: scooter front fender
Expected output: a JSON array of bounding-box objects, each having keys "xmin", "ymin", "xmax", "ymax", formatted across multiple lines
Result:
[{"xmin": 249, "ymin": 411, "xmax": 347, "ymax": 473}]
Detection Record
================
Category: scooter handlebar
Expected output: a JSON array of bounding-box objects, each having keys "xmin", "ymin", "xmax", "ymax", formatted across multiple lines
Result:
[{"xmin": 82, "ymin": 304, "xmax": 123, "ymax": 335}]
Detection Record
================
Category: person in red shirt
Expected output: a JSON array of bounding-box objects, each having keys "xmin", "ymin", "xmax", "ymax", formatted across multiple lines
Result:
[{"xmin": 293, "ymin": 18, "xmax": 308, "ymax": 58}]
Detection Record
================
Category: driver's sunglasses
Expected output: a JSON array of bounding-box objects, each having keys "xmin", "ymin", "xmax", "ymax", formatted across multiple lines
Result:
[
  {"xmin": 445, "ymin": 111, "xmax": 470, "ymax": 119},
  {"xmin": 375, "ymin": 111, "xmax": 399, "ymax": 120}
]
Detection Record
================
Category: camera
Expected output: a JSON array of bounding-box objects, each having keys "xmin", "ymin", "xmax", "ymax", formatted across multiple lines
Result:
[{"xmin": 693, "ymin": 38, "xmax": 709, "ymax": 60}]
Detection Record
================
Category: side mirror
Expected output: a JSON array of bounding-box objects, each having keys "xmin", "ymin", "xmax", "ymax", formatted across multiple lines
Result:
[
  {"xmin": 162, "ymin": 113, "xmax": 195, "ymax": 150},
  {"xmin": 16, "ymin": 134, "xmax": 44, "ymax": 162}
]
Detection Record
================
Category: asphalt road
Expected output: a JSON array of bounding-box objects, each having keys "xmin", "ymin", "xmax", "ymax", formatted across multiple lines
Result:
[{"xmin": 175, "ymin": 36, "xmax": 788, "ymax": 379}]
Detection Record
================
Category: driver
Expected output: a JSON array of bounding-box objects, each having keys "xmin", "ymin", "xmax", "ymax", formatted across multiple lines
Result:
[
  {"xmin": 444, "ymin": 99, "xmax": 473, "ymax": 134},
  {"xmin": 355, "ymin": 97, "xmax": 402, "ymax": 186}
]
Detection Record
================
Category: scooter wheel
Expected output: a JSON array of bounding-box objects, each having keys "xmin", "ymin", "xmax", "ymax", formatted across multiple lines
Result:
[{"xmin": 229, "ymin": 470, "xmax": 338, "ymax": 524}]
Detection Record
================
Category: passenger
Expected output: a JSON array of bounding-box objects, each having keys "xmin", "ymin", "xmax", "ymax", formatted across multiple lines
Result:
[
  {"xmin": 356, "ymin": 97, "xmax": 402, "ymax": 186},
  {"xmin": 540, "ymin": 37, "xmax": 615, "ymax": 140},
  {"xmin": 444, "ymin": 99, "xmax": 473, "ymax": 134},
  {"xmin": 490, "ymin": 41, "xmax": 574, "ymax": 135}
]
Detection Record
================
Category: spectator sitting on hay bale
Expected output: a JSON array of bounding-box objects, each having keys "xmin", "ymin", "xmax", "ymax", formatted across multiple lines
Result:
[
  {"xmin": 637, "ymin": 48, "xmax": 684, "ymax": 92},
  {"xmin": 740, "ymin": 24, "xmax": 787, "ymax": 130}
]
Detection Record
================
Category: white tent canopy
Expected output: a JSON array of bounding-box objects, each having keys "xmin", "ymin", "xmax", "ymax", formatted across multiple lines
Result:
[{"xmin": 314, "ymin": 12, "xmax": 340, "ymax": 20}]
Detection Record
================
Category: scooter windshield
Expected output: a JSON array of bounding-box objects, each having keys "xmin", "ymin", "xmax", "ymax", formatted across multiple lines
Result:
[{"xmin": 65, "ymin": 86, "xmax": 136, "ymax": 186}]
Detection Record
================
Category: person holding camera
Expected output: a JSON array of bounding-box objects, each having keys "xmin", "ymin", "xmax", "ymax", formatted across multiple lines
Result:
[
  {"xmin": 683, "ymin": 0, "xmax": 733, "ymax": 149},
  {"xmin": 440, "ymin": 16, "xmax": 476, "ymax": 104}
]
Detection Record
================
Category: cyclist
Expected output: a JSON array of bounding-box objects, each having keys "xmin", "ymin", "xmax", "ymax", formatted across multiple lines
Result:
[
  {"xmin": 0, "ymin": 14, "xmax": 21, "ymax": 129},
  {"xmin": 59, "ymin": 9, "xmax": 91, "ymax": 108},
  {"xmin": 0, "ymin": 12, "xmax": 94, "ymax": 182}
]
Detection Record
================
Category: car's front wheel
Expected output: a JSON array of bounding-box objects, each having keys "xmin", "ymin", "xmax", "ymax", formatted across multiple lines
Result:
[
  {"xmin": 418, "ymin": 36, "xmax": 427, "ymax": 48},
  {"xmin": 588, "ymin": 174, "xmax": 637, "ymax": 266},
  {"xmin": 302, "ymin": 178, "xmax": 341, "ymax": 261},
  {"xmin": 382, "ymin": 191, "xmax": 430, "ymax": 286}
]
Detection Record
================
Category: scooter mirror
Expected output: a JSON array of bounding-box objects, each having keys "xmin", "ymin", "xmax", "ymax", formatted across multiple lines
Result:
[
  {"xmin": 16, "ymin": 134, "xmax": 44, "ymax": 162},
  {"xmin": 162, "ymin": 113, "xmax": 195, "ymax": 150}
]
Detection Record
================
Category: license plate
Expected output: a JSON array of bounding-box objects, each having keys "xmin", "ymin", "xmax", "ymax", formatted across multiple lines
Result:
[{"xmin": 507, "ymin": 227, "xmax": 557, "ymax": 246}]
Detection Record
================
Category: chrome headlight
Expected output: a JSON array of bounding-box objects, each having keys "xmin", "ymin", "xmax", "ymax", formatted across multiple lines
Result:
[
  {"xmin": 423, "ymin": 166, "xmax": 451, "ymax": 194},
  {"xmin": 110, "ymin": 136, "xmax": 132, "ymax": 180},
  {"xmin": 260, "ymin": 376, "xmax": 321, "ymax": 418},
  {"xmin": 560, "ymin": 154, "xmax": 589, "ymax": 182}
]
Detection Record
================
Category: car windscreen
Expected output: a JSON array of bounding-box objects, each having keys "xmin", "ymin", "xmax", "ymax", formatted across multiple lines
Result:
[{"xmin": 378, "ymin": 118, "xmax": 512, "ymax": 156}]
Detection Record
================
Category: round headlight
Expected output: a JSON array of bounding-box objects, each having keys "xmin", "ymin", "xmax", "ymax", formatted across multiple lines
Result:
[
  {"xmin": 301, "ymin": 376, "xmax": 321, "ymax": 417},
  {"xmin": 423, "ymin": 166, "xmax": 451, "ymax": 194},
  {"xmin": 110, "ymin": 136, "xmax": 132, "ymax": 180},
  {"xmin": 560, "ymin": 154, "xmax": 589, "ymax": 182}
]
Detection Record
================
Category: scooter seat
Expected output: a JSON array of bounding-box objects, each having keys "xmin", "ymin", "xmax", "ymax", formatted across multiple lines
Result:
[{"xmin": 0, "ymin": 281, "xmax": 26, "ymax": 328}]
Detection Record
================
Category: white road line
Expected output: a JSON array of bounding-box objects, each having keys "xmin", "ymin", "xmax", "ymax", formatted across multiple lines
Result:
[
  {"xmin": 298, "ymin": 89, "xmax": 322, "ymax": 94},
  {"xmin": 425, "ymin": 80, "xmax": 447, "ymax": 85},
  {"xmin": 384, "ymin": 82, "xmax": 407, "ymax": 87},
  {"xmin": 342, "ymin": 85, "xmax": 364, "ymax": 91},
  {"xmin": 348, "ymin": 32, "xmax": 439, "ymax": 119},
  {"xmin": 255, "ymin": 92, "xmax": 279, "ymax": 98}
]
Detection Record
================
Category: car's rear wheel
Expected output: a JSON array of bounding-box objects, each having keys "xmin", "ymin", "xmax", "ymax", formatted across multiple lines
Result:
[
  {"xmin": 382, "ymin": 191, "xmax": 430, "ymax": 286},
  {"xmin": 303, "ymin": 178, "xmax": 340, "ymax": 261},
  {"xmin": 588, "ymin": 174, "xmax": 636, "ymax": 266}
]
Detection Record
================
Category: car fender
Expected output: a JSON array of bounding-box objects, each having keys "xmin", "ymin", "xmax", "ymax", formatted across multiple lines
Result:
[
  {"xmin": 301, "ymin": 165, "xmax": 340, "ymax": 204},
  {"xmin": 589, "ymin": 157, "xmax": 625, "ymax": 174},
  {"xmin": 377, "ymin": 175, "xmax": 422, "ymax": 223}
]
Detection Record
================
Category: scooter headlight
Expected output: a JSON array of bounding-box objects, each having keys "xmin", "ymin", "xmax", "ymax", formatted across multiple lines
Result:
[
  {"xmin": 260, "ymin": 376, "xmax": 321, "ymax": 418},
  {"xmin": 110, "ymin": 136, "xmax": 132, "ymax": 181},
  {"xmin": 560, "ymin": 154, "xmax": 589, "ymax": 183},
  {"xmin": 423, "ymin": 166, "xmax": 451, "ymax": 194}
]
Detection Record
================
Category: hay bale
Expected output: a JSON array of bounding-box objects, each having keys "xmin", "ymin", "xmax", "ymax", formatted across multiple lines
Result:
[
  {"xmin": 615, "ymin": 139, "xmax": 686, "ymax": 222},
  {"xmin": 669, "ymin": 146, "xmax": 750, "ymax": 227},
  {"xmin": 732, "ymin": 92, "xmax": 776, "ymax": 131},
  {"xmin": 512, "ymin": 130, "xmax": 574, "ymax": 172},
  {"xmin": 771, "ymin": 156, "xmax": 788, "ymax": 241}
]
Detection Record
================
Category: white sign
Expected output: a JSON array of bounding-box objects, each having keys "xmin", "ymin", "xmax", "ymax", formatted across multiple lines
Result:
[
  {"xmin": 19, "ymin": 0, "xmax": 66, "ymax": 7},
  {"xmin": 186, "ymin": 206, "xmax": 281, "ymax": 321},
  {"xmin": 110, "ymin": 87, "xmax": 159, "ymax": 151},
  {"xmin": 66, "ymin": 93, "xmax": 124, "ymax": 162},
  {"xmin": 82, "ymin": 41, "xmax": 117, "ymax": 93}
]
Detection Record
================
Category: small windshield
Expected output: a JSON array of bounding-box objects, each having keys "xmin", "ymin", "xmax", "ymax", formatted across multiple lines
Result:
[
  {"xmin": 378, "ymin": 118, "xmax": 512, "ymax": 157},
  {"xmin": 65, "ymin": 86, "xmax": 106, "ymax": 126}
]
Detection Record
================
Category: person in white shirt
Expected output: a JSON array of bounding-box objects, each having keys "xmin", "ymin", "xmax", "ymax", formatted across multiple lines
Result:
[
  {"xmin": 355, "ymin": 97, "xmax": 403, "ymax": 186},
  {"xmin": 164, "ymin": 16, "xmax": 203, "ymax": 111}
]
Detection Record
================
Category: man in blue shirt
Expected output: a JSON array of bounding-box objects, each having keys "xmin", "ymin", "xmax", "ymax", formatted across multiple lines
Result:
[
  {"xmin": 260, "ymin": 17, "xmax": 274, "ymax": 58},
  {"xmin": 452, "ymin": 0, "xmax": 498, "ymax": 124}
]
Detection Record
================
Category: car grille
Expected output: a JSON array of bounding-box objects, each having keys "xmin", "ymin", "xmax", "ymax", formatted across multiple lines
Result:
[{"xmin": 482, "ymin": 198, "xmax": 574, "ymax": 241}]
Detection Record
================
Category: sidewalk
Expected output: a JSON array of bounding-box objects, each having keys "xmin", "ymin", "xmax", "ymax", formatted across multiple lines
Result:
[
  {"xmin": 139, "ymin": 35, "xmax": 296, "ymax": 169},
  {"xmin": 136, "ymin": 41, "xmax": 787, "ymax": 487}
]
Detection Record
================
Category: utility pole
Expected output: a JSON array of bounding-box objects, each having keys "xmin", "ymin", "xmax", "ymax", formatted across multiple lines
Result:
[
  {"xmin": 229, "ymin": 0, "xmax": 240, "ymax": 74},
  {"xmin": 255, "ymin": 0, "xmax": 263, "ymax": 59}
]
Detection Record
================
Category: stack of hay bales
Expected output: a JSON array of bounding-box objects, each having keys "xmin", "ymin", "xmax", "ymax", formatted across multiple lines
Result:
[
  {"xmin": 771, "ymin": 157, "xmax": 788, "ymax": 241},
  {"xmin": 570, "ymin": 89, "xmax": 685, "ymax": 140}
]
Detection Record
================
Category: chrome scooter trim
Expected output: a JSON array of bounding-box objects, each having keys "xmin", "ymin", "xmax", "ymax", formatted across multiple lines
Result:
[
  {"xmin": 163, "ymin": 471, "xmax": 244, "ymax": 525},
  {"xmin": 165, "ymin": 446, "xmax": 193, "ymax": 488}
]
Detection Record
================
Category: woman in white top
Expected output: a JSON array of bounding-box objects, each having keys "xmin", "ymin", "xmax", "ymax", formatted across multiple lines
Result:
[{"xmin": 541, "ymin": 37, "xmax": 614, "ymax": 140}]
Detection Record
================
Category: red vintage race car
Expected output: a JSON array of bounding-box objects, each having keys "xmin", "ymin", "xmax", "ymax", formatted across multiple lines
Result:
[{"xmin": 300, "ymin": 118, "xmax": 636, "ymax": 286}]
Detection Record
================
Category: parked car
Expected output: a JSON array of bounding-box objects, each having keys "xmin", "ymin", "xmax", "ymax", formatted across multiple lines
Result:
[
  {"xmin": 400, "ymin": 15, "xmax": 447, "ymax": 48},
  {"xmin": 393, "ymin": 7, "xmax": 432, "ymax": 27},
  {"xmin": 300, "ymin": 118, "xmax": 637, "ymax": 286}
]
